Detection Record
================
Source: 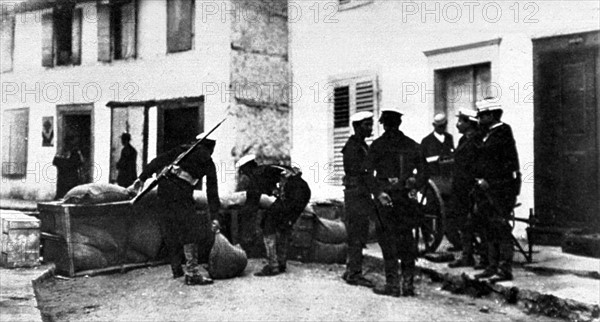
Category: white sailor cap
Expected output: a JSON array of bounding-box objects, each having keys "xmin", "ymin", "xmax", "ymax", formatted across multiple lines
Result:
[
  {"xmin": 456, "ymin": 108, "xmax": 478, "ymax": 122},
  {"xmin": 432, "ymin": 113, "xmax": 447, "ymax": 126},
  {"xmin": 350, "ymin": 111, "xmax": 374, "ymax": 123},
  {"xmin": 236, "ymin": 154, "xmax": 256, "ymax": 168},
  {"xmin": 476, "ymin": 98, "xmax": 502, "ymax": 114}
]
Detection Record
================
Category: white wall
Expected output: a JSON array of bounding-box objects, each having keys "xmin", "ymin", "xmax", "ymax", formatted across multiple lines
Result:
[
  {"xmin": 1, "ymin": 0, "xmax": 233, "ymax": 200},
  {"xmin": 289, "ymin": 0, "xmax": 600, "ymax": 215}
]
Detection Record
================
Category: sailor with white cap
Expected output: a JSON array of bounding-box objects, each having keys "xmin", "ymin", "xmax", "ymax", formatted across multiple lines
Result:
[
  {"xmin": 341, "ymin": 111, "xmax": 375, "ymax": 288},
  {"xmin": 420, "ymin": 113, "xmax": 455, "ymax": 177},
  {"xmin": 236, "ymin": 154, "xmax": 311, "ymax": 277},
  {"xmin": 447, "ymin": 108, "xmax": 483, "ymax": 269},
  {"xmin": 472, "ymin": 97, "xmax": 521, "ymax": 283}
]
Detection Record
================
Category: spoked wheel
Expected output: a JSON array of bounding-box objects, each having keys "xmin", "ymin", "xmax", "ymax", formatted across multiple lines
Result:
[{"xmin": 413, "ymin": 179, "xmax": 446, "ymax": 255}]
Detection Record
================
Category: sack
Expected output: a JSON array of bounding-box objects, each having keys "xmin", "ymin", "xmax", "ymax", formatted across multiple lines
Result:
[
  {"xmin": 311, "ymin": 240, "xmax": 347, "ymax": 264},
  {"xmin": 207, "ymin": 232, "xmax": 248, "ymax": 279},
  {"xmin": 314, "ymin": 217, "xmax": 347, "ymax": 244},
  {"xmin": 64, "ymin": 183, "xmax": 131, "ymax": 204}
]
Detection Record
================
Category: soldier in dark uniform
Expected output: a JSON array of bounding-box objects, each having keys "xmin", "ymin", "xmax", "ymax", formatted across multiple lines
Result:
[
  {"xmin": 237, "ymin": 155, "xmax": 311, "ymax": 276},
  {"xmin": 421, "ymin": 113, "xmax": 460, "ymax": 250},
  {"xmin": 116, "ymin": 133, "xmax": 138, "ymax": 188},
  {"xmin": 365, "ymin": 107, "xmax": 428, "ymax": 297},
  {"xmin": 448, "ymin": 109, "xmax": 481, "ymax": 268},
  {"xmin": 341, "ymin": 111, "xmax": 375, "ymax": 288},
  {"xmin": 132, "ymin": 133, "xmax": 220, "ymax": 285},
  {"xmin": 472, "ymin": 99, "xmax": 521, "ymax": 282}
]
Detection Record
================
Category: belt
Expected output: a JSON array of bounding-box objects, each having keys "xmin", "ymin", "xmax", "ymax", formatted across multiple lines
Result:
[
  {"xmin": 378, "ymin": 177, "xmax": 400, "ymax": 184},
  {"xmin": 169, "ymin": 165, "xmax": 199, "ymax": 186}
]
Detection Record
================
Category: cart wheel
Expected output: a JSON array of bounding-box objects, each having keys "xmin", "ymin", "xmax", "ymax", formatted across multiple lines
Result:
[{"xmin": 414, "ymin": 179, "xmax": 445, "ymax": 255}]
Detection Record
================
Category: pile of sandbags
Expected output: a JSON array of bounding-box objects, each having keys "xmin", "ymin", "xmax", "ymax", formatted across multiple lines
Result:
[
  {"xmin": 289, "ymin": 207, "xmax": 348, "ymax": 264},
  {"xmin": 54, "ymin": 183, "xmax": 164, "ymax": 272}
]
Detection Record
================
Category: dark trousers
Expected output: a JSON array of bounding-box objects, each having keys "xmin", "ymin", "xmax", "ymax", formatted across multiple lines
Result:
[
  {"xmin": 448, "ymin": 187, "xmax": 474, "ymax": 257},
  {"xmin": 475, "ymin": 187, "xmax": 515, "ymax": 274},
  {"xmin": 344, "ymin": 187, "xmax": 375, "ymax": 277},
  {"xmin": 261, "ymin": 177, "xmax": 311, "ymax": 266},
  {"xmin": 158, "ymin": 177, "xmax": 212, "ymax": 273},
  {"xmin": 376, "ymin": 195, "xmax": 417, "ymax": 287}
]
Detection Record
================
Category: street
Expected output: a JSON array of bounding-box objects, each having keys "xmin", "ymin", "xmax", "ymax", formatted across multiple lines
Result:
[{"xmin": 35, "ymin": 259, "xmax": 560, "ymax": 321}]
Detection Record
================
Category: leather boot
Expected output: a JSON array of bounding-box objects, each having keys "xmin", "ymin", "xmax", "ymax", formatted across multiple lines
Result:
[
  {"xmin": 401, "ymin": 261, "xmax": 416, "ymax": 296},
  {"xmin": 256, "ymin": 234, "xmax": 282, "ymax": 276},
  {"xmin": 183, "ymin": 243, "xmax": 213, "ymax": 286},
  {"xmin": 276, "ymin": 232, "xmax": 289, "ymax": 273}
]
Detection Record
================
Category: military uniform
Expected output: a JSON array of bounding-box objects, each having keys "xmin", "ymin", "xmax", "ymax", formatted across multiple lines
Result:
[
  {"xmin": 238, "ymin": 157, "xmax": 311, "ymax": 276},
  {"xmin": 447, "ymin": 109, "xmax": 482, "ymax": 267},
  {"xmin": 342, "ymin": 129, "xmax": 376, "ymax": 286},
  {"xmin": 138, "ymin": 140, "xmax": 220, "ymax": 285},
  {"xmin": 473, "ymin": 100, "xmax": 520, "ymax": 281},
  {"xmin": 365, "ymin": 118, "xmax": 428, "ymax": 296}
]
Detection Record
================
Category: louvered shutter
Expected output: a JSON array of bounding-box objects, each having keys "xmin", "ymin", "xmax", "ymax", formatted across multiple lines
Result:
[
  {"xmin": 41, "ymin": 12, "xmax": 54, "ymax": 67},
  {"xmin": 330, "ymin": 76, "xmax": 378, "ymax": 186},
  {"xmin": 1, "ymin": 15, "xmax": 15, "ymax": 73},
  {"xmin": 71, "ymin": 8, "xmax": 82, "ymax": 65}
]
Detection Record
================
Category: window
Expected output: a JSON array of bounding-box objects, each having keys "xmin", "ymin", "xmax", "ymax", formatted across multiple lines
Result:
[
  {"xmin": 42, "ymin": 4, "xmax": 82, "ymax": 67},
  {"xmin": 2, "ymin": 108, "xmax": 29, "ymax": 177},
  {"xmin": 98, "ymin": 0, "xmax": 137, "ymax": 62},
  {"xmin": 330, "ymin": 75, "xmax": 379, "ymax": 185},
  {"xmin": 435, "ymin": 63, "xmax": 491, "ymax": 140},
  {"xmin": 167, "ymin": 0, "xmax": 195, "ymax": 53},
  {"xmin": 1, "ymin": 14, "xmax": 15, "ymax": 73}
]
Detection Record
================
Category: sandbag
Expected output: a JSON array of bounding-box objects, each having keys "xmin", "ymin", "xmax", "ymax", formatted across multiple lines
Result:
[
  {"xmin": 72, "ymin": 243, "xmax": 109, "ymax": 271},
  {"xmin": 314, "ymin": 217, "xmax": 347, "ymax": 244},
  {"xmin": 207, "ymin": 232, "xmax": 248, "ymax": 279},
  {"xmin": 127, "ymin": 217, "xmax": 162, "ymax": 259},
  {"xmin": 311, "ymin": 240, "xmax": 347, "ymax": 264},
  {"xmin": 71, "ymin": 226, "xmax": 119, "ymax": 252},
  {"xmin": 125, "ymin": 248, "xmax": 150, "ymax": 263},
  {"xmin": 64, "ymin": 183, "xmax": 132, "ymax": 204}
]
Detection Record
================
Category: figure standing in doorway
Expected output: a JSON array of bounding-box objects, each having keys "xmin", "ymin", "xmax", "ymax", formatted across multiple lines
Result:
[
  {"xmin": 116, "ymin": 132, "xmax": 138, "ymax": 187},
  {"xmin": 53, "ymin": 136, "xmax": 84, "ymax": 199}
]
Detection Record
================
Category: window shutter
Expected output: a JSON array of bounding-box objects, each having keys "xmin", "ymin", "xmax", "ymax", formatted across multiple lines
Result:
[
  {"xmin": 1, "ymin": 15, "xmax": 15, "ymax": 73},
  {"xmin": 330, "ymin": 76, "xmax": 378, "ymax": 186},
  {"xmin": 167, "ymin": 0, "xmax": 194, "ymax": 53},
  {"xmin": 41, "ymin": 12, "xmax": 54, "ymax": 67},
  {"xmin": 71, "ymin": 8, "xmax": 82, "ymax": 65},
  {"xmin": 97, "ymin": 3, "xmax": 112, "ymax": 62},
  {"xmin": 2, "ymin": 109, "xmax": 29, "ymax": 177}
]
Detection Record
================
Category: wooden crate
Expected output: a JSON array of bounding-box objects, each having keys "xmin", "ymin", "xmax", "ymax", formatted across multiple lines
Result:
[
  {"xmin": 37, "ymin": 200, "xmax": 134, "ymax": 277},
  {"xmin": 0, "ymin": 210, "xmax": 40, "ymax": 268}
]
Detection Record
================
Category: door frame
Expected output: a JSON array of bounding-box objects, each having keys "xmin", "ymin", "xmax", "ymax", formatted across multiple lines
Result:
[{"xmin": 56, "ymin": 103, "xmax": 94, "ymax": 182}]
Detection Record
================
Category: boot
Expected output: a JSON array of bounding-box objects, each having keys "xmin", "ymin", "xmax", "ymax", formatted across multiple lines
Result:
[
  {"xmin": 170, "ymin": 251, "xmax": 184, "ymax": 278},
  {"xmin": 401, "ymin": 261, "xmax": 416, "ymax": 296},
  {"xmin": 276, "ymin": 232, "xmax": 289, "ymax": 273},
  {"xmin": 255, "ymin": 234, "xmax": 282, "ymax": 277},
  {"xmin": 373, "ymin": 283, "xmax": 400, "ymax": 297},
  {"xmin": 183, "ymin": 243, "xmax": 213, "ymax": 286}
]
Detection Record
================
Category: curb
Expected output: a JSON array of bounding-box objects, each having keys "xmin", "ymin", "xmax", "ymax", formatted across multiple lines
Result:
[{"xmin": 364, "ymin": 254, "xmax": 600, "ymax": 322}]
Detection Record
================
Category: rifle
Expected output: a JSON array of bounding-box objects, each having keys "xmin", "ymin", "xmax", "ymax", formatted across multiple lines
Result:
[{"xmin": 131, "ymin": 117, "xmax": 227, "ymax": 205}]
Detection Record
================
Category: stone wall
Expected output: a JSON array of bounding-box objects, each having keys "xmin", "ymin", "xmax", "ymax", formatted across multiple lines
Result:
[{"xmin": 230, "ymin": 0, "xmax": 290, "ymax": 165}]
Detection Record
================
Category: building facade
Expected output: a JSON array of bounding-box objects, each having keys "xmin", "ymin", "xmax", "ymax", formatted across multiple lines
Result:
[
  {"xmin": 288, "ymin": 0, "xmax": 599, "ymax": 232},
  {"xmin": 1, "ymin": 0, "xmax": 290, "ymax": 200}
]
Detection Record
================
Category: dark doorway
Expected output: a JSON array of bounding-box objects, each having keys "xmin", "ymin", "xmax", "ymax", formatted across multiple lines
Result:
[
  {"xmin": 157, "ymin": 100, "xmax": 203, "ymax": 154},
  {"xmin": 57, "ymin": 105, "xmax": 94, "ymax": 184},
  {"xmin": 534, "ymin": 31, "xmax": 600, "ymax": 232}
]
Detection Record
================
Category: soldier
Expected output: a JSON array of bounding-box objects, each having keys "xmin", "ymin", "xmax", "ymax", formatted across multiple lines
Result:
[
  {"xmin": 237, "ymin": 155, "xmax": 311, "ymax": 276},
  {"xmin": 132, "ymin": 133, "xmax": 220, "ymax": 286},
  {"xmin": 365, "ymin": 107, "xmax": 428, "ymax": 297},
  {"xmin": 421, "ymin": 113, "xmax": 460, "ymax": 251},
  {"xmin": 472, "ymin": 98, "xmax": 521, "ymax": 282},
  {"xmin": 341, "ymin": 111, "xmax": 375, "ymax": 288},
  {"xmin": 448, "ymin": 109, "xmax": 481, "ymax": 268}
]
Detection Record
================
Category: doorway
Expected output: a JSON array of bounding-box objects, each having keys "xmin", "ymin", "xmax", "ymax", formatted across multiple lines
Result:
[
  {"xmin": 157, "ymin": 100, "xmax": 204, "ymax": 154},
  {"xmin": 57, "ymin": 104, "xmax": 93, "ymax": 183}
]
